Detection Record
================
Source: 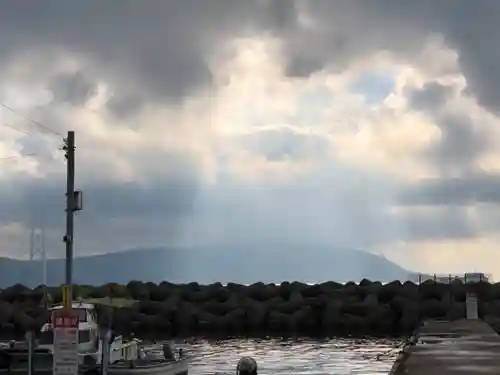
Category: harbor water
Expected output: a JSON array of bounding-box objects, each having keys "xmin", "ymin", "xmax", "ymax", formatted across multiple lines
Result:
[
  {"xmin": 0, "ymin": 336, "xmax": 401, "ymax": 374},
  {"xmin": 169, "ymin": 338, "xmax": 401, "ymax": 375}
]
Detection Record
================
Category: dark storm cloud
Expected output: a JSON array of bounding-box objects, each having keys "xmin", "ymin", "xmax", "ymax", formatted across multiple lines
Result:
[
  {"xmin": 397, "ymin": 207, "xmax": 477, "ymax": 240},
  {"xmin": 188, "ymin": 166, "xmax": 473, "ymax": 245},
  {"xmin": 275, "ymin": 1, "xmax": 434, "ymax": 78},
  {"xmin": 0, "ymin": 149, "xmax": 201, "ymax": 229},
  {"xmin": 1, "ymin": 1, "xmax": 499, "ymax": 115},
  {"xmin": 0, "ymin": 170, "xmax": 200, "ymax": 257},
  {"xmin": 106, "ymin": 94, "xmax": 145, "ymax": 120},
  {"xmin": 402, "ymin": 82, "xmax": 497, "ymax": 208},
  {"xmin": 399, "ymin": 80, "xmax": 498, "ymax": 237},
  {"xmin": 48, "ymin": 71, "xmax": 97, "ymax": 107},
  {"xmin": 423, "ymin": 114, "xmax": 491, "ymax": 175},
  {"xmin": 407, "ymin": 82, "xmax": 454, "ymax": 112},
  {"xmin": 0, "ymin": 0, "xmax": 296, "ymax": 114},
  {"xmin": 440, "ymin": 2, "xmax": 500, "ymax": 115},
  {"xmin": 82, "ymin": 168, "xmax": 200, "ymax": 222},
  {"xmin": 285, "ymin": 56, "xmax": 325, "ymax": 78},
  {"xmin": 399, "ymin": 174, "xmax": 500, "ymax": 206},
  {"xmin": 405, "ymin": 81, "xmax": 491, "ymax": 177},
  {"xmin": 0, "ymin": 1, "xmax": 212, "ymax": 100}
]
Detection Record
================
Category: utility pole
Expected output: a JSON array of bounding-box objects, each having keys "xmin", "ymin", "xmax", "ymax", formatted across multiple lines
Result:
[
  {"xmin": 54, "ymin": 131, "xmax": 82, "ymax": 375},
  {"xmin": 62, "ymin": 131, "xmax": 83, "ymax": 308},
  {"xmin": 63, "ymin": 131, "xmax": 75, "ymax": 307}
]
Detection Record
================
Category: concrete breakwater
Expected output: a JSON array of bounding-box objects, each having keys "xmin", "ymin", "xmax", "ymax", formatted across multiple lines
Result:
[
  {"xmin": 1, "ymin": 280, "xmax": 500, "ymax": 337},
  {"xmin": 391, "ymin": 320, "xmax": 500, "ymax": 375}
]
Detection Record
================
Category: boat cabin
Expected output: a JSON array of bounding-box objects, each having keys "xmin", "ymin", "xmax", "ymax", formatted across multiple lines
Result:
[{"xmin": 38, "ymin": 302, "xmax": 100, "ymax": 353}]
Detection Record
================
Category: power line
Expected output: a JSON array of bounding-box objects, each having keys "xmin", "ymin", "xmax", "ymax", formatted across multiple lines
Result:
[
  {"xmin": 0, "ymin": 103, "xmax": 67, "ymax": 163},
  {"xmin": 0, "ymin": 123, "xmax": 49, "ymax": 161},
  {"xmin": 0, "ymin": 102, "xmax": 63, "ymax": 137},
  {"xmin": 2, "ymin": 122, "xmax": 36, "ymax": 137},
  {"xmin": 0, "ymin": 122, "xmax": 61, "ymax": 162}
]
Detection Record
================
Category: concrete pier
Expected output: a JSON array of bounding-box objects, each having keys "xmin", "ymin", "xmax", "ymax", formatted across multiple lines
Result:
[{"xmin": 394, "ymin": 320, "xmax": 500, "ymax": 374}]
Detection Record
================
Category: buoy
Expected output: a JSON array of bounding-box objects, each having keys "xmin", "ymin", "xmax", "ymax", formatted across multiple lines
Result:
[
  {"xmin": 237, "ymin": 357, "xmax": 257, "ymax": 375},
  {"xmin": 162, "ymin": 343, "xmax": 175, "ymax": 361}
]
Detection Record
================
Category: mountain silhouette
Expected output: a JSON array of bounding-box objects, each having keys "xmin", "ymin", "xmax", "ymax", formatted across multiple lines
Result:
[{"xmin": 0, "ymin": 246, "xmax": 410, "ymax": 287}]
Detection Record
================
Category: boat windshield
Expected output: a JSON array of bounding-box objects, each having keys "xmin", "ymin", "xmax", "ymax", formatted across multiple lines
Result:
[
  {"xmin": 49, "ymin": 308, "xmax": 87, "ymax": 323},
  {"xmin": 75, "ymin": 308, "xmax": 87, "ymax": 322}
]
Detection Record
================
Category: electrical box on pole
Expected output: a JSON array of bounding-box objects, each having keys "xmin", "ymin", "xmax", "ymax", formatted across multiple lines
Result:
[{"xmin": 73, "ymin": 191, "xmax": 83, "ymax": 211}]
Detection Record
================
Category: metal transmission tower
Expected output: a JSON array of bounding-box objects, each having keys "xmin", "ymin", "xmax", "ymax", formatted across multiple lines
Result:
[{"xmin": 28, "ymin": 225, "xmax": 47, "ymax": 286}]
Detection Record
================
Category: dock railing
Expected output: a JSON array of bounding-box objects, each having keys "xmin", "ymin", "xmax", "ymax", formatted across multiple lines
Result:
[{"xmin": 408, "ymin": 272, "xmax": 491, "ymax": 285}]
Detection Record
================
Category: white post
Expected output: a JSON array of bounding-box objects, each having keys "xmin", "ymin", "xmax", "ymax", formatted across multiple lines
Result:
[
  {"xmin": 26, "ymin": 331, "xmax": 33, "ymax": 375},
  {"xmin": 466, "ymin": 292, "xmax": 478, "ymax": 320}
]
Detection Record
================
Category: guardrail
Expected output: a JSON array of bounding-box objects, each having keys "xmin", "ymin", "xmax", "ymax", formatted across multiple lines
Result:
[{"xmin": 408, "ymin": 273, "xmax": 491, "ymax": 284}]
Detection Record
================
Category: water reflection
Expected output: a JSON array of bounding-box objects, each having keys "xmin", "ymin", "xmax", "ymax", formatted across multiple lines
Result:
[{"xmin": 182, "ymin": 338, "xmax": 401, "ymax": 375}]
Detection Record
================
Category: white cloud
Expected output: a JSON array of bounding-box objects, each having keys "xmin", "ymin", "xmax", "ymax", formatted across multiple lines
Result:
[{"xmin": 1, "ymin": 1, "xmax": 500, "ymax": 280}]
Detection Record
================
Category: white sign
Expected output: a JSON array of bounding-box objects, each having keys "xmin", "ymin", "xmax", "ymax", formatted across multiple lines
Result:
[{"xmin": 53, "ymin": 310, "xmax": 79, "ymax": 375}]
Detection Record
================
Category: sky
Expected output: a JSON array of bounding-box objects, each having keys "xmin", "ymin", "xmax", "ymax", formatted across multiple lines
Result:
[{"xmin": 1, "ymin": 0, "xmax": 500, "ymax": 278}]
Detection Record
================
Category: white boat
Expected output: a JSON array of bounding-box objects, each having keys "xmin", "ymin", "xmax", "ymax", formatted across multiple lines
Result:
[
  {"xmin": 39, "ymin": 302, "xmax": 102, "ymax": 357},
  {"xmin": 109, "ymin": 345, "xmax": 188, "ymax": 375},
  {"xmin": 0, "ymin": 300, "xmax": 188, "ymax": 375}
]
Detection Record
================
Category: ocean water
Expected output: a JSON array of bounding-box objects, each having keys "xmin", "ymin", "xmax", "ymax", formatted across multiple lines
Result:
[{"xmin": 177, "ymin": 338, "xmax": 401, "ymax": 375}]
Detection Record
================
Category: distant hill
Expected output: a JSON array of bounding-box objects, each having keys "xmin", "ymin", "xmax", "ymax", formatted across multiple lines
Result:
[
  {"xmin": 0, "ymin": 248, "xmax": 177, "ymax": 287},
  {"xmin": 0, "ymin": 246, "xmax": 411, "ymax": 287}
]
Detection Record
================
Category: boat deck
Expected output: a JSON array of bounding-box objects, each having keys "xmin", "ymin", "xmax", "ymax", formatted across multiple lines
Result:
[
  {"xmin": 0, "ymin": 347, "xmax": 188, "ymax": 375},
  {"xmin": 394, "ymin": 319, "xmax": 500, "ymax": 375}
]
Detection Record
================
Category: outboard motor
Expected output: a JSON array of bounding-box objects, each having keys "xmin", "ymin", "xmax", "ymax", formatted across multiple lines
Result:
[
  {"xmin": 138, "ymin": 347, "xmax": 147, "ymax": 360},
  {"xmin": 82, "ymin": 355, "xmax": 98, "ymax": 370},
  {"xmin": 162, "ymin": 343, "xmax": 175, "ymax": 362},
  {"xmin": 0, "ymin": 352, "xmax": 10, "ymax": 369},
  {"xmin": 236, "ymin": 357, "xmax": 257, "ymax": 375}
]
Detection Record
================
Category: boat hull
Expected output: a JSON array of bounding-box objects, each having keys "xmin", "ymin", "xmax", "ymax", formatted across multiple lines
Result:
[
  {"xmin": 0, "ymin": 350, "xmax": 189, "ymax": 375},
  {"xmin": 108, "ymin": 357, "xmax": 189, "ymax": 375}
]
